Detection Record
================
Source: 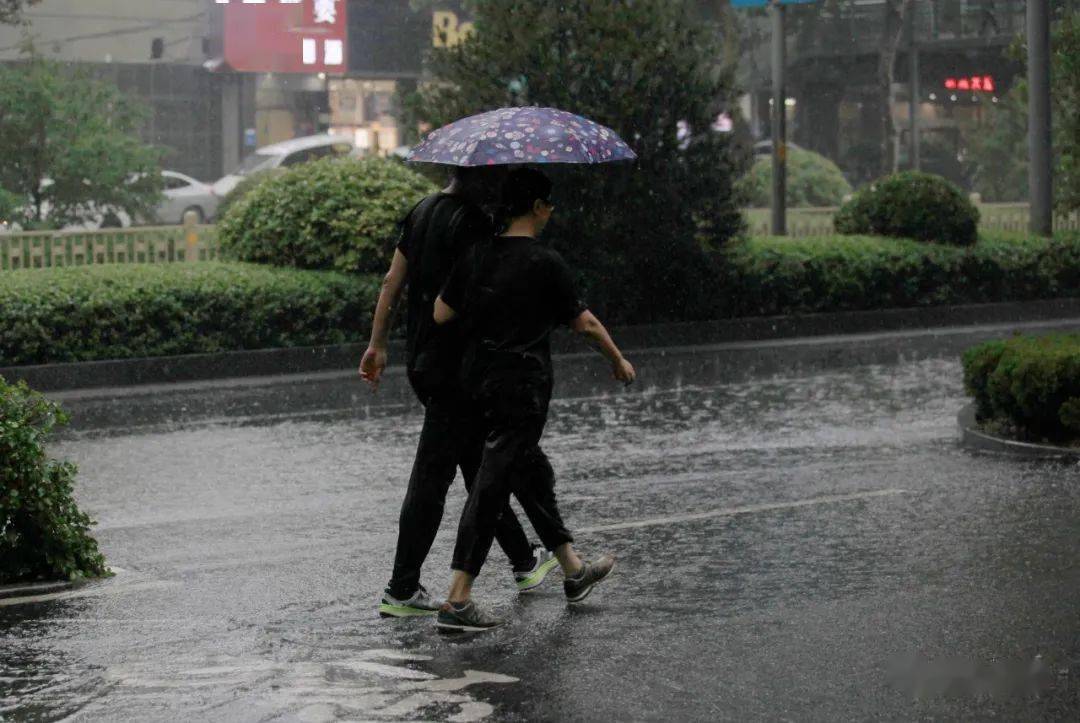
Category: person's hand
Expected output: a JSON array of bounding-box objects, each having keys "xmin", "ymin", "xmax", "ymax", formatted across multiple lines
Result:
[
  {"xmin": 359, "ymin": 346, "xmax": 387, "ymax": 390},
  {"xmin": 612, "ymin": 357, "xmax": 636, "ymax": 386}
]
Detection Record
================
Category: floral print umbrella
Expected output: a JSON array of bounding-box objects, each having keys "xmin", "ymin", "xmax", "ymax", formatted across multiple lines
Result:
[{"xmin": 406, "ymin": 107, "xmax": 637, "ymax": 166}]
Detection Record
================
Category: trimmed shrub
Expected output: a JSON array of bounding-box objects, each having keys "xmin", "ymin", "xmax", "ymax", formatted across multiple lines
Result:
[
  {"xmin": 214, "ymin": 168, "xmax": 284, "ymax": 221},
  {"xmin": 720, "ymin": 231, "xmax": 1080, "ymax": 317},
  {"xmin": 737, "ymin": 147, "xmax": 853, "ymax": 208},
  {"xmin": 835, "ymin": 171, "xmax": 980, "ymax": 246},
  {"xmin": 962, "ymin": 334, "xmax": 1080, "ymax": 443},
  {"xmin": 0, "ymin": 263, "xmax": 379, "ymax": 366},
  {"xmin": 218, "ymin": 157, "xmax": 438, "ymax": 274},
  {"xmin": 1, "ymin": 376, "xmax": 109, "ymax": 584}
]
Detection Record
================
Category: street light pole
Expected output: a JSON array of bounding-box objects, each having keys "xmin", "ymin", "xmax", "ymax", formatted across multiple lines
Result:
[
  {"xmin": 1027, "ymin": 0, "xmax": 1052, "ymax": 236},
  {"xmin": 908, "ymin": 8, "xmax": 920, "ymax": 171},
  {"xmin": 771, "ymin": 0, "xmax": 786, "ymax": 236}
]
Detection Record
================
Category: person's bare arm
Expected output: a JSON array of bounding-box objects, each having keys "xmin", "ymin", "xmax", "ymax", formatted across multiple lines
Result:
[
  {"xmin": 359, "ymin": 249, "xmax": 408, "ymax": 389},
  {"xmin": 570, "ymin": 310, "xmax": 635, "ymax": 385},
  {"xmin": 433, "ymin": 296, "xmax": 458, "ymax": 325}
]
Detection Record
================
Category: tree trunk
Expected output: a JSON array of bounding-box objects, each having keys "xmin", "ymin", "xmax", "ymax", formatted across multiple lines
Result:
[{"xmin": 878, "ymin": 0, "xmax": 914, "ymax": 176}]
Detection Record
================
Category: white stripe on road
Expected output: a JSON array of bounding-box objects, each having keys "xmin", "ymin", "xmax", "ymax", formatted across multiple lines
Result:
[{"xmin": 578, "ymin": 488, "xmax": 907, "ymax": 533}]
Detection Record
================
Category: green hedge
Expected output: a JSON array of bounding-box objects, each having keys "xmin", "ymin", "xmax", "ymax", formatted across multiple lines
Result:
[
  {"xmin": 962, "ymin": 334, "xmax": 1080, "ymax": 444},
  {"xmin": 0, "ymin": 263, "xmax": 380, "ymax": 366},
  {"xmin": 737, "ymin": 147, "xmax": 853, "ymax": 208},
  {"xmin": 721, "ymin": 231, "xmax": 1080, "ymax": 317},
  {"xmin": 835, "ymin": 171, "xmax": 979, "ymax": 246},
  {"xmin": 218, "ymin": 157, "xmax": 437, "ymax": 274},
  {"xmin": 1, "ymin": 376, "xmax": 109, "ymax": 583}
]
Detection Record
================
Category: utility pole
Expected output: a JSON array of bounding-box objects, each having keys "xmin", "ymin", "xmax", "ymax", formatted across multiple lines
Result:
[
  {"xmin": 771, "ymin": 0, "xmax": 786, "ymax": 236},
  {"xmin": 1028, "ymin": 0, "xmax": 1052, "ymax": 236},
  {"xmin": 908, "ymin": 7, "xmax": 920, "ymax": 171}
]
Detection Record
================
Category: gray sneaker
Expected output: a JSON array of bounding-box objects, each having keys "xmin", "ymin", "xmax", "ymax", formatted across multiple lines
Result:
[
  {"xmin": 563, "ymin": 555, "xmax": 616, "ymax": 603},
  {"xmin": 435, "ymin": 601, "xmax": 505, "ymax": 633},
  {"xmin": 378, "ymin": 585, "xmax": 442, "ymax": 618}
]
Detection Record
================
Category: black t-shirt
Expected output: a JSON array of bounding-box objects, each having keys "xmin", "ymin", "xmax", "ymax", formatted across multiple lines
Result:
[
  {"xmin": 440, "ymin": 235, "xmax": 587, "ymax": 384},
  {"xmin": 396, "ymin": 193, "xmax": 492, "ymax": 384}
]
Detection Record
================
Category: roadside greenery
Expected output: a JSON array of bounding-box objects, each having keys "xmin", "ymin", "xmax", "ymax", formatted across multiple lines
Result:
[
  {"xmin": 406, "ymin": 0, "xmax": 747, "ymax": 324},
  {"xmin": 0, "ymin": 263, "xmax": 379, "ymax": 366},
  {"xmin": 835, "ymin": 172, "xmax": 980, "ymax": 246},
  {"xmin": 0, "ymin": 0, "xmax": 38, "ymax": 25},
  {"xmin": 963, "ymin": 334, "xmax": 1080, "ymax": 445},
  {"xmin": 738, "ymin": 147, "xmax": 852, "ymax": 208},
  {"xmin": 0, "ymin": 49, "xmax": 163, "ymax": 229},
  {"xmin": 218, "ymin": 157, "xmax": 436, "ymax": 274},
  {"xmin": 967, "ymin": 10, "xmax": 1080, "ymax": 212},
  {"xmin": 722, "ymin": 231, "xmax": 1080, "ymax": 316},
  {"xmin": 1, "ymin": 376, "xmax": 108, "ymax": 584}
]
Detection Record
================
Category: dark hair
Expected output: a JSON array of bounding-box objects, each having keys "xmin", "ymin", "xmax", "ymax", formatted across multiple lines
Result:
[
  {"xmin": 501, "ymin": 168, "xmax": 553, "ymax": 219},
  {"xmin": 452, "ymin": 166, "xmax": 483, "ymax": 183}
]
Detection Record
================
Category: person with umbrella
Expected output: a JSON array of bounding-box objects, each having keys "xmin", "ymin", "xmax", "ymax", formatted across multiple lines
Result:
[
  {"xmin": 405, "ymin": 108, "xmax": 637, "ymax": 632},
  {"xmin": 361, "ymin": 165, "xmax": 560, "ymax": 619},
  {"xmin": 433, "ymin": 167, "xmax": 636, "ymax": 632}
]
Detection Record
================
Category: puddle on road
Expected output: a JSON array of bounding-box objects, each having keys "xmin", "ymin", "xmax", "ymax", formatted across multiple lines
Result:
[{"xmin": 99, "ymin": 648, "xmax": 516, "ymax": 722}]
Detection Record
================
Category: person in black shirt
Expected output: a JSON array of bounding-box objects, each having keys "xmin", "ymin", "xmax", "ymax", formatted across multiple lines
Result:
[
  {"xmin": 359, "ymin": 166, "xmax": 560, "ymax": 619},
  {"xmin": 432, "ymin": 168, "xmax": 636, "ymax": 632}
]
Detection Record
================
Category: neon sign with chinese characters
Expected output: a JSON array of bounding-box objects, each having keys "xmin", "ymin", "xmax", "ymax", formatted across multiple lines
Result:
[
  {"xmin": 218, "ymin": 0, "xmax": 347, "ymax": 74},
  {"xmin": 944, "ymin": 75, "xmax": 996, "ymax": 93}
]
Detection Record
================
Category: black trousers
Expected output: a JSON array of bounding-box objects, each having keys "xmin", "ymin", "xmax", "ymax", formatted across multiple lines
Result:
[
  {"xmin": 451, "ymin": 374, "xmax": 574, "ymax": 577},
  {"xmin": 387, "ymin": 381, "xmax": 534, "ymax": 599}
]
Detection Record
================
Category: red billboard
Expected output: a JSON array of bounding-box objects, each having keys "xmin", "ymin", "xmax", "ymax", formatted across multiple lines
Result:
[{"xmin": 220, "ymin": 0, "xmax": 348, "ymax": 74}]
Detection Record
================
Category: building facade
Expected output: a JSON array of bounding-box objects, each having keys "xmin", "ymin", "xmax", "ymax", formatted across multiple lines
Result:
[{"xmin": 0, "ymin": 0, "xmax": 471, "ymax": 182}]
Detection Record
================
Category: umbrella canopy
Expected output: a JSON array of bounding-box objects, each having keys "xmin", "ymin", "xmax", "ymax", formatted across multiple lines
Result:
[{"xmin": 406, "ymin": 107, "xmax": 637, "ymax": 166}]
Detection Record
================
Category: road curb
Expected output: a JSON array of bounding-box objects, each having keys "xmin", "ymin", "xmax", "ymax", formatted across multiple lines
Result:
[
  {"xmin": 0, "ymin": 579, "xmax": 79, "ymax": 601},
  {"xmin": 4, "ymin": 297, "xmax": 1080, "ymax": 392},
  {"xmin": 957, "ymin": 403, "xmax": 1080, "ymax": 461}
]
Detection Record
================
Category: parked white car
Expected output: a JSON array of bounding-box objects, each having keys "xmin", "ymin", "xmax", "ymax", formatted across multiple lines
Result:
[
  {"xmin": 158, "ymin": 170, "xmax": 218, "ymax": 224},
  {"xmin": 212, "ymin": 134, "xmax": 356, "ymax": 197}
]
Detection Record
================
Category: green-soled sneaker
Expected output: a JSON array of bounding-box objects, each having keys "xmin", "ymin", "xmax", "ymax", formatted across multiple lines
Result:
[
  {"xmin": 378, "ymin": 585, "xmax": 442, "ymax": 618},
  {"xmin": 513, "ymin": 545, "xmax": 560, "ymax": 593}
]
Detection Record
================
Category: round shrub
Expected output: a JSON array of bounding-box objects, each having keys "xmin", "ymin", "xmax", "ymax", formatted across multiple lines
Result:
[
  {"xmin": 962, "ymin": 333, "xmax": 1080, "ymax": 443},
  {"xmin": 218, "ymin": 157, "xmax": 438, "ymax": 274},
  {"xmin": 737, "ymin": 147, "xmax": 853, "ymax": 208},
  {"xmin": 835, "ymin": 171, "xmax": 979, "ymax": 246},
  {"xmin": 1, "ymin": 376, "xmax": 109, "ymax": 584},
  {"xmin": 0, "ymin": 263, "xmax": 380, "ymax": 366}
]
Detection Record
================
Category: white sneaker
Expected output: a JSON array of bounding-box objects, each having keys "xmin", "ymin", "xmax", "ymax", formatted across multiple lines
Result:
[
  {"xmin": 513, "ymin": 545, "xmax": 560, "ymax": 592},
  {"xmin": 378, "ymin": 584, "xmax": 443, "ymax": 618}
]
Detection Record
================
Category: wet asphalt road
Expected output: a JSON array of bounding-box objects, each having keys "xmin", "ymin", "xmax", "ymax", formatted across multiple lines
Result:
[{"xmin": 3, "ymin": 346, "xmax": 1080, "ymax": 721}]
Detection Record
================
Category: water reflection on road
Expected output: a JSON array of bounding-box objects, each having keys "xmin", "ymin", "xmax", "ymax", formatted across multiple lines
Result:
[{"xmin": 3, "ymin": 356, "xmax": 1079, "ymax": 721}]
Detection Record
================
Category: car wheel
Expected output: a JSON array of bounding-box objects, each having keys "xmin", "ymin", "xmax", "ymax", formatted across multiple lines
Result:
[{"xmin": 182, "ymin": 206, "xmax": 205, "ymax": 224}]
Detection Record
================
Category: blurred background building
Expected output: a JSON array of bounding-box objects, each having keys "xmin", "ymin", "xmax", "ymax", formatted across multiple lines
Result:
[
  {"xmin": 0, "ymin": 0, "xmax": 1070, "ymax": 189},
  {"xmin": 0, "ymin": 0, "xmax": 471, "ymax": 181},
  {"xmin": 736, "ymin": 0, "xmax": 1074, "ymax": 190}
]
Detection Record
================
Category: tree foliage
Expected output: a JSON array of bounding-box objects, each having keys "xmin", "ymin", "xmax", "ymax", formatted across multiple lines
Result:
[
  {"xmin": 406, "ymin": 0, "xmax": 748, "ymax": 324},
  {"xmin": 0, "ymin": 51, "xmax": 163, "ymax": 229},
  {"xmin": 967, "ymin": 10, "xmax": 1080, "ymax": 212},
  {"xmin": 0, "ymin": 0, "xmax": 38, "ymax": 25}
]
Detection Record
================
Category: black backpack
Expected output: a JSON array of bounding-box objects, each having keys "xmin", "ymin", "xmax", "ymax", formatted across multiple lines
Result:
[{"xmin": 400, "ymin": 193, "xmax": 476, "ymax": 394}]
